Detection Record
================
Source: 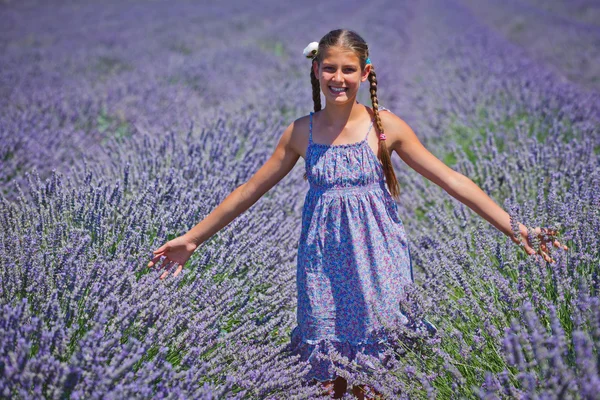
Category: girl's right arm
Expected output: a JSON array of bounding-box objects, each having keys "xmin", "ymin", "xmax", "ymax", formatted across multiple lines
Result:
[
  {"xmin": 184, "ymin": 121, "xmax": 301, "ymax": 246},
  {"xmin": 147, "ymin": 119, "xmax": 303, "ymax": 279}
]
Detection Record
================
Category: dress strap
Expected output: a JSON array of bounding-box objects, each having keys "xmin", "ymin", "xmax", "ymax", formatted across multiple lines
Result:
[
  {"xmin": 357, "ymin": 101, "xmax": 390, "ymax": 114},
  {"xmin": 364, "ymin": 118, "xmax": 375, "ymax": 140},
  {"xmin": 362, "ymin": 104, "xmax": 391, "ymax": 141},
  {"xmin": 365, "ymin": 105, "xmax": 391, "ymax": 139},
  {"xmin": 309, "ymin": 111, "xmax": 314, "ymax": 144}
]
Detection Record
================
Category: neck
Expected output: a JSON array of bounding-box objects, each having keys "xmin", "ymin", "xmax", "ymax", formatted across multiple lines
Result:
[{"xmin": 320, "ymin": 99, "xmax": 366, "ymax": 128}]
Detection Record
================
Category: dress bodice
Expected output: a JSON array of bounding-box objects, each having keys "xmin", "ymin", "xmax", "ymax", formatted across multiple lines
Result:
[{"xmin": 305, "ymin": 110, "xmax": 386, "ymax": 191}]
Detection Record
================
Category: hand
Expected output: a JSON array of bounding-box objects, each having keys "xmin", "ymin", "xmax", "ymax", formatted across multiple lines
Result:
[
  {"xmin": 147, "ymin": 235, "xmax": 198, "ymax": 280},
  {"xmin": 514, "ymin": 225, "xmax": 568, "ymax": 263}
]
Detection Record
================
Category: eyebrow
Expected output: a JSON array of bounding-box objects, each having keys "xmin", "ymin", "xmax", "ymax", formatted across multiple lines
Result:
[{"xmin": 321, "ymin": 63, "xmax": 358, "ymax": 67}]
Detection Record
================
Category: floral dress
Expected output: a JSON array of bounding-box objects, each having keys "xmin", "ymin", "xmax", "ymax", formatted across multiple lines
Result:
[{"xmin": 288, "ymin": 106, "xmax": 436, "ymax": 383}]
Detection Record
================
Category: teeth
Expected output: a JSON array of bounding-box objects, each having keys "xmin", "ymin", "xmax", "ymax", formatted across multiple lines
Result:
[{"xmin": 330, "ymin": 87, "xmax": 346, "ymax": 92}]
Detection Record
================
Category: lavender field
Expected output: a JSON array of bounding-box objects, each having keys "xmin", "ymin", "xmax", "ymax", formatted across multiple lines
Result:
[{"xmin": 1, "ymin": 0, "xmax": 599, "ymax": 398}]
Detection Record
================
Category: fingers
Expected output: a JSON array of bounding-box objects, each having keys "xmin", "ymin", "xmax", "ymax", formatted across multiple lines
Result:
[
  {"xmin": 526, "ymin": 248, "xmax": 554, "ymax": 263},
  {"xmin": 540, "ymin": 243, "xmax": 555, "ymax": 263},
  {"xmin": 148, "ymin": 243, "xmax": 169, "ymax": 267},
  {"xmin": 520, "ymin": 226, "xmax": 568, "ymax": 264},
  {"xmin": 552, "ymin": 239, "xmax": 568, "ymax": 251},
  {"xmin": 153, "ymin": 243, "xmax": 169, "ymax": 254},
  {"xmin": 159, "ymin": 261, "xmax": 175, "ymax": 280},
  {"xmin": 523, "ymin": 242, "xmax": 537, "ymax": 256},
  {"xmin": 148, "ymin": 255, "xmax": 172, "ymax": 271},
  {"xmin": 539, "ymin": 227, "xmax": 569, "ymax": 252},
  {"xmin": 147, "ymin": 254, "xmax": 184, "ymax": 279},
  {"xmin": 542, "ymin": 229, "xmax": 568, "ymax": 251},
  {"xmin": 160, "ymin": 261, "xmax": 185, "ymax": 280},
  {"xmin": 542, "ymin": 250, "xmax": 554, "ymax": 263},
  {"xmin": 173, "ymin": 264, "xmax": 184, "ymax": 277},
  {"xmin": 523, "ymin": 243, "xmax": 553, "ymax": 262},
  {"xmin": 526, "ymin": 242, "xmax": 555, "ymax": 263},
  {"xmin": 146, "ymin": 239, "xmax": 187, "ymax": 279},
  {"xmin": 147, "ymin": 253, "xmax": 165, "ymax": 268}
]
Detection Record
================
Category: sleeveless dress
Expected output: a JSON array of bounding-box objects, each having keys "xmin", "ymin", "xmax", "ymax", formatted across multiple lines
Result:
[{"xmin": 288, "ymin": 106, "xmax": 435, "ymax": 383}]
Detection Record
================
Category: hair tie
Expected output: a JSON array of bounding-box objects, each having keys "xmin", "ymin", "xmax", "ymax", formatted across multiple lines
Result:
[
  {"xmin": 303, "ymin": 42, "xmax": 319, "ymax": 59},
  {"xmin": 366, "ymin": 57, "xmax": 371, "ymax": 65},
  {"xmin": 379, "ymin": 133, "xmax": 386, "ymax": 140}
]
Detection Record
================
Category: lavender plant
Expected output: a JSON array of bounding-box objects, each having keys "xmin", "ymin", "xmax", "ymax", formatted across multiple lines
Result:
[{"xmin": 1, "ymin": 0, "xmax": 599, "ymax": 398}]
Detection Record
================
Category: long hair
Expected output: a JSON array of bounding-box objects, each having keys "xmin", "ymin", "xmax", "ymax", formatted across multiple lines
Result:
[{"xmin": 304, "ymin": 29, "xmax": 401, "ymax": 201}]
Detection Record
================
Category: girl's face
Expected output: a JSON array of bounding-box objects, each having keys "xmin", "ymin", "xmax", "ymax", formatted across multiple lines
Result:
[{"xmin": 313, "ymin": 46, "xmax": 371, "ymax": 104}]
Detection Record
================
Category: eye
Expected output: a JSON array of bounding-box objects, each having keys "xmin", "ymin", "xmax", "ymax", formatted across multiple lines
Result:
[{"xmin": 323, "ymin": 66, "xmax": 356, "ymax": 73}]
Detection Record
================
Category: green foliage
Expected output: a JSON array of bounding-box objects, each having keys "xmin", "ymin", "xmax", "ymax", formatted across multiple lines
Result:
[
  {"xmin": 93, "ymin": 56, "xmax": 134, "ymax": 77},
  {"xmin": 168, "ymin": 42, "xmax": 193, "ymax": 55},
  {"xmin": 97, "ymin": 111, "xmax": 133, "ymax": 144},
  {"xmin": 258, "ymin": 39, "xmax": 286, "ymax": 58}
]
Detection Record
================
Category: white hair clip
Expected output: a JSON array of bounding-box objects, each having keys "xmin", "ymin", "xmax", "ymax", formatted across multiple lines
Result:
[{"xmin": 303, "ymin": 42, "xmax": 319, "ymax": 59}]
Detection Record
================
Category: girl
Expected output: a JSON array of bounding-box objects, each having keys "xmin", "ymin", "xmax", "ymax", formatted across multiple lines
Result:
[{"xmin": 147, "ymin": 29, "xmax": 568, "ymax": 399}]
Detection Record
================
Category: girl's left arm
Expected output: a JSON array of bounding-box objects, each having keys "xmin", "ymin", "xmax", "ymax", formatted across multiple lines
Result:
[{"xmin": 384, "ymin": 113, "xmax": 568, "ymax": 263}]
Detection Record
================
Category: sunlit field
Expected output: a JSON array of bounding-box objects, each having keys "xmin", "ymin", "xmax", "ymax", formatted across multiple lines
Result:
[{"xmin": 1, "ymin": 0, "xmax": 599, "ymax": 398}]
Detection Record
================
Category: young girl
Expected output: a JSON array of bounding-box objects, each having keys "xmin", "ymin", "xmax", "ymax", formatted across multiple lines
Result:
[{"xmin": 147, "ymin": 29, "xmax": 568, "ymax": 399}]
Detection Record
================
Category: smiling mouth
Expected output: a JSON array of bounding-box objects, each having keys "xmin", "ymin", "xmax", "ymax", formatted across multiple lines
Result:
[{"xmin": 329, "ymin": 86, "xmax": 348, "ymax": 94}]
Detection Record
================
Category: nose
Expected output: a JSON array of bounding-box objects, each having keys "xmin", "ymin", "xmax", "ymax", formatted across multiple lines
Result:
[{"xmin": 332, "ymin": 69, "xmax": 343, "ymax": 82}]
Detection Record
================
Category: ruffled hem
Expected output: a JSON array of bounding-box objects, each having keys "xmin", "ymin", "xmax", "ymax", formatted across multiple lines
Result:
[
  {"xmin": 288, "ymin": 325, "xmax": 396, "ymax": 383},
  {"xmin": 287, "ymin": 317, "xmax": 438, "ymax": 383}
]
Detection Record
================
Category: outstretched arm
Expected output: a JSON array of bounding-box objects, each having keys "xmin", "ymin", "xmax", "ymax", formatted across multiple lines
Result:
[
  {"xmin": 183, "ymin": 121, "xmax": 301, "ymax": 247},
  {"xmin": 383, "ymin": 112, "xmax": 568, "ymax": 262},
  {"xmin": 148, "ymin": 120, "xmax": 302, "ymax": 279}
]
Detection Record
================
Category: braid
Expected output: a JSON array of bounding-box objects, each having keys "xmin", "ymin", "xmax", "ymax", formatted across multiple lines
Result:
[
  {"xmin": 304, "ymin": 63, "xmax": 322, "ymax": 181},
  {"xmin": 310, "ymin": 63, "xmax": 322, "ymax": 112},
  {"xmin": 368, "ymin": 66, "xmax": 401, "ymax": 201}
]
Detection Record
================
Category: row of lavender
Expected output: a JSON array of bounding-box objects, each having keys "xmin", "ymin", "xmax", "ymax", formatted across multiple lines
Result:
[
  {"xmin": 461, "ymin": 0, "xmax": 600, "ymax": 92},
  {"xmin": 0, "ymin": 0, "xmax": 315, "ymax": 200},
  {"xmin": 391, "ymin": 0, "xmax": 600, "ymax": 397},
  {"xmin": 1, "ymin": 0, "xmax": 599, "ymax": 398}
]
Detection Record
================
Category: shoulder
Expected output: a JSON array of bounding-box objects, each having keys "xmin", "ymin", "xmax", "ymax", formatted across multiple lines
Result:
[
  {"xmin": 287, "ymin": 113, "xmax": 311, "ymax": 138},
  {"xmin": 380, "ymin": 108, "xmax": 410, "ymax": 132},
  {"xmin": 277, "ymin": 113, "xmax": 312, "ymax": 156},
  {"xmin": 366, "ymin": 105, "xmax": 416, "ymax": 152},
  {"xmin": 366, "ymin": 105, "xmax": 412, "ymax": 135},
  {"xmin": 279, "ymin": 114, "xmax": 310, "ymax": 138}
]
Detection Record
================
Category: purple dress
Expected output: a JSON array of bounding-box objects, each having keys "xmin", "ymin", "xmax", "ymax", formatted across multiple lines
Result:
[{"xmin": 289, "ymin": 106, "xmax": 430, "ymax": 383}]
